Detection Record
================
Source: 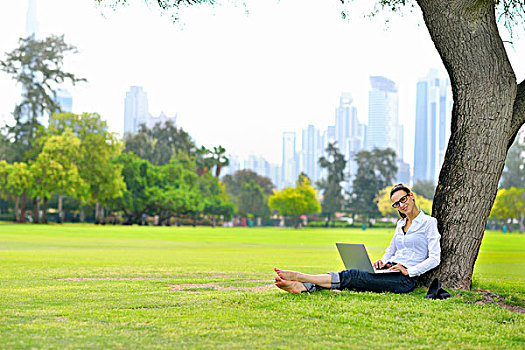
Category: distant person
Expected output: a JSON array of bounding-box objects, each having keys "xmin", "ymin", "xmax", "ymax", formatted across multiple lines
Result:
[{"xmin": 274, "ymin": 184, "xmax": 441, "ymax": 294}]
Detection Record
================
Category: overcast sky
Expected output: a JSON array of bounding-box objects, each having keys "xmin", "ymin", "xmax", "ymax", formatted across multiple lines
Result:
[{"xmin": 0, "ymin": 0, "xmax": 523, "ymax": 167}]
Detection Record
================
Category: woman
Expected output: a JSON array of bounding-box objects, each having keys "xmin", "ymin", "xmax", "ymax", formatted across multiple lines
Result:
[{"xmin": 274, "ymin": 184, "xmax": 441, "ymax": 294}]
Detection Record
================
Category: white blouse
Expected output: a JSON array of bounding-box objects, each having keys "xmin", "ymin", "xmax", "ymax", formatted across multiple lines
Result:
[{"xmin": 380, "ymin": 211, "xmax": 441, "ymax": 277}]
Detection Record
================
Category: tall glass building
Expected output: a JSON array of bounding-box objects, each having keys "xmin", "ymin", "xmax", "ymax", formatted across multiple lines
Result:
[
  {"xmin": 123, "ymin": 86, "xmax": 149, "ymax": 135},
  {"xmin": 413, "ymin": 69, "xmax": 452, "ymax": 184},
  {"xmin": 366, "ymin": 76, "xmax": 402, "ymax": 159},
  {"xmin": 301, "ymin": 125, "xmax": 322, "ymax": 183},
  {"xmin": 281, "ymin": 131, "xmax": 297, "ymax": 188}
]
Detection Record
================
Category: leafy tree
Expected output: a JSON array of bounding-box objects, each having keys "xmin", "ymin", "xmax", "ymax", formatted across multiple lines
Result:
[
  {"xmin": 30, "ymin": 130, "xmax": 88, "ymax": 223},
  {"xmin": 236, "ymin": 180, "xmax": 269, "ymax": 219},
  {"xmin": 223, "ymin": 169, "xmax": 274, "ymax": 197},
  {"xmin": 222, "ymin": 169, "xmax": 274, "ymax": 218},
  {"xmin": 0, "ymin": 35, "xmax": 85, "ymax": 161},
  {"xmin": 110, "ymin": 152, "xmax": 155, "ymax": 224},
  {"xmin": 148, "ymin": 155, "xmax": 204, "ymax": 225},
  {"xmin": 501, "ymin": 129, "xmax": 525, "ymax": 189},
  {"xmin": 110, "ymin": 152, "xmax": 206, "ymax": 225},
  {"xmin": 348, "ymin": 148, "xmax": 397, "ymax": 222},
  {"xmin": 195, "ymin": 146, "xmax": 215, "ymax": 176},
  {"xmin": 96, "ymin": 0, "xmax": 525, "ymax": 288},
  {"xmin": 317, "ymin": 143, "xmax": 346, "ymax": 226},
  {"xmin": 412, "ymin": 179, "xmax": 436, "ymax": 201},
  {"xmin": 0, "ymin": 161, "xmax": 8, "ymax": 194},
  {"xmin": 124, "ymin": 121, "xmax": 196, "ymax": 166},
  {"xmin": 48, "ymin": 113, "xmax": 125, "ymax": 223},
  {"xmin": 4, "ymin": 162, "xmax": 32, "ymax": 222},
  {"xmin": 269, "ymin": 173, "xmax": 321, "ymax": 228},
  {"xmin": 490, "ymin": 187, "xmax": 525, "ymax": 233},
  {"xmin": 377, "ymin": 185, "xmax": 433, "ymax": 219},
  {"xmin": 198, "ymin": 173, "xmax": 235, "ymax": 226}
]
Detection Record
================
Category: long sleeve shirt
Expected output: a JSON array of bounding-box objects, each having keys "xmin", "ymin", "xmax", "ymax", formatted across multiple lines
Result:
[{"xmin": 380, "ymin": 211, "xmax": 441, "ymax": 277}]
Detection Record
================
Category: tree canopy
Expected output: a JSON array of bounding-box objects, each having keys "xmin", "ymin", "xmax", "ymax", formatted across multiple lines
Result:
[
  {"xmin": 317, "ymin": 143, "xmax": 346, "ymax": 225},
  {"xmin": 268, "ymin": 173, "xmax": 321, "ymax": 228},
  {"xmin": 412, "ymin": 179, "xmax": 436, "ymax": 201},
  {"xmin": 489, "ymin": 187, "xmax": 525, "ymax": 233},
  {"xmin": 0, "ymin": 35, "xmax": 85, "ymax": 160},
  {"xmin": 347, "ymin": 148, "xmax": 397, "ymax": 221},
  {"xmin": 501, "ymin": 129, "xmax": 525, "ymax": 189},
  {"xmin": 124, "ymin": 121, "xmax": 196, "ymax": 166}
]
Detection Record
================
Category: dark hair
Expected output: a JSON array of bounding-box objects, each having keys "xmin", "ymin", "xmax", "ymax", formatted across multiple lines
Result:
[{"xmin": 390, "ymin": 183, "xmax": 411, "ymax": 219}]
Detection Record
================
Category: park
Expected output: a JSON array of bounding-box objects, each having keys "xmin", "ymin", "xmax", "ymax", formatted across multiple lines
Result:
[
  {"xmin": 1, "ymin": 0, "xmax": 525, "ymax": 348},
  {"xmin": 0, "ymin": 224, "xmax": 524, "ymax": 348}
]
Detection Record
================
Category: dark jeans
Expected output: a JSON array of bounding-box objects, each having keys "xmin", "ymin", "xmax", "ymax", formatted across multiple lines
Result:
[{"xmin": 303, "ymin": 269, "xmax": 417, "ymax": 294}]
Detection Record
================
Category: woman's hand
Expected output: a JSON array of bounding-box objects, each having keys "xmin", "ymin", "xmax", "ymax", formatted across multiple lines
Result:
[
  {"xmin": 389, "ymin": 263, "xmax": 409, "ymax": 276},
  {"xmin": 372, "ymin": 260, "xmax": 385, "ymax": 269}
]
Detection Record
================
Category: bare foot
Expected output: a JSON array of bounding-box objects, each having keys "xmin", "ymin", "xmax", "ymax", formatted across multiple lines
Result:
[
  {"xmin": 274, "ymin": 275, "xmax": 306, "ymax": 294},
  {"xmin": 274, "ymin": 267, "xmax": 300, "ymax": 281}
]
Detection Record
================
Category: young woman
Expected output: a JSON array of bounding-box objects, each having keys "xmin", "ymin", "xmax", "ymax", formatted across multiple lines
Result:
[{"xmin": 274, "ymin": 184, "xmax": 441, "ymax": 294}]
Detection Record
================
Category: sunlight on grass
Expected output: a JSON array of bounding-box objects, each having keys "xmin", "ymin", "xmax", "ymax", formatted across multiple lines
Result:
[{"xmin": 0, "ymin": 225, "xmax": 523, "ymax": 348}]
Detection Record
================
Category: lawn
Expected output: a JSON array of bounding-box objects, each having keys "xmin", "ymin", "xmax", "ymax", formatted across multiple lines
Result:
[{"xmin": 0, "ymin": 224, "xmax": 523, "ymax": 349}]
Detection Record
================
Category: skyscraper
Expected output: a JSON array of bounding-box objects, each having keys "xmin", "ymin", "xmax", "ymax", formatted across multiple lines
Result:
[
  {"xmin": 221, "ymin": 155, "xmax": 241, "ymax": 178},
  {"xmin": 282, "ymin": 131, "xmax": 297, "ymax": 188},
  {"xmin": 301, "ymin": 125, "xmax": 321, "ymax": 183},
  {"xmin": 335, "ymin": 93, "xmax": 366, "ymax": 182},
  {"xmin": 366, "ymin": 76, "xmax": 401, "ymax": 159},
  {"xmin": 123, "ymin": 86, "xmax": 149, "ymax": 135},
  {"xmin": 20, "ymin": 0, "xmax": 42, "ymax": 125},
  {"xmin": 26, "ymin": 0, "xmax": 39, "ymax": 39},
  {"xmin": 413, "ymin": 69, "xmax": 452, "ymax": 184},
  {"xmin": 335, "ymin": 93, "xmax": 356, "ymax": 155}
]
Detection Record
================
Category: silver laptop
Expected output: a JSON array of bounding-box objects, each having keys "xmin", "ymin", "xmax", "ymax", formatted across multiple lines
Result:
[{"xmin": 336, "ymin": 243, "xmax": 400, "ymax": 274}]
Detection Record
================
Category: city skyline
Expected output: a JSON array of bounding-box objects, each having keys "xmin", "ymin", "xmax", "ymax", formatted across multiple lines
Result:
[
  {"xmin": 1, "ymin": 1, "xmax": 524, "ymax": 171},
  {"xmin": 238, "ymin": 73, "xmax": 432, "ymax": 189}
]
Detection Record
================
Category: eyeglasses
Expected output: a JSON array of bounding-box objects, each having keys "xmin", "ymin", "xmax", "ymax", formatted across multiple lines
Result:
[{"xmin": 391, "ymin": 193, "xmax": 410, "ymax": 208}]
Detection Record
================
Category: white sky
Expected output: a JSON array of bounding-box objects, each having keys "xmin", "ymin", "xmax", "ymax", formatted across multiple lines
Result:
[{"xmin": 0, "ymin": 0, "xmax": 523, "ymax": 167}]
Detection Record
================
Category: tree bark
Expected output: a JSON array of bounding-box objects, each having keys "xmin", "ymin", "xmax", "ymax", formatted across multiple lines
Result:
[
  {"xmin": 95, "ymin": 203, "xmax": 100, "ymax": 224},
  {"xmin": 416, "ymin": 0, "xmax": 524, "ymax": 289},
  {"xmin": 79, "ymin": 207, "xmax": 85, "ymax": 223},
  {"xmin": 14, "ymin": 196, "xmax": 20, "ymax": 222},
  {"xmin": 58, "ymin": 195, "xmax": 63, "ymax": 223},
  {"xmin": 518, "ymin": 210, "xmax": 525, "ymax": 233},
  {"xmin": 19, "ymin": 194, "xmax": 27, "ymax": 223},
  {"xmin": 32, "ymin": 197, "xmax": 40, "ymax": 224},
  {"xmin": 95, "ymin": 202, "xmax": 105, "ymax": 224},
  {"xmin": 41, "ymin": 197, "xmax": 48, "ymax": 224}
]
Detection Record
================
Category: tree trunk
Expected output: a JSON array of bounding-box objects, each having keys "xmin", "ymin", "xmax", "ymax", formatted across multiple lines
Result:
[
  {"xmin": 58, "ymin": 195, "xmax": 63, "ymax": 223},
  {"xmin": 95, "ymin": 203, "xmax": 99, "ymax": 224},
  {"xmin": 416, "ymin": 1, "xmax": 525, "ymax": 289},
  {"xmin": 100, "ymin": 205, "xmax": 105, "ymax": 224},
  {"xmin": 41, "ymin": 197, "xmax": 48, "ymax": 224},
  {"xmin": 95, "ymin": 202, "xmax": 105, "ymax": 224},
  {"xmin": 32, "ymin": 197, "xmax": 40, "ymax": 224},
  {"xmin": 19, "ymin": 194, "xmax": 27, "ymax": 223},
  {"xmin": 14, "ymin": 196, "xmax": 20, "ymax": 222},
  {"xmin": 79, "ymin": 207, "xmax": 85, "ymax": 223},
  {"xmin": 519, "ymin": 210, "xmax": 525, "ymax": 233}
]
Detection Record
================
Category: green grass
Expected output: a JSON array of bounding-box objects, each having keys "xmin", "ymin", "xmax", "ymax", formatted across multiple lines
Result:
[{"xmin": 0, "ymin": 224, "xmax": 523, "ymax": 349}]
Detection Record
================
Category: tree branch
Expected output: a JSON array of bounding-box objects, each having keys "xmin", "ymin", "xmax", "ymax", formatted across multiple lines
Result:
[{"xmin": 508, "ymin": 79, "xmax": 525, "ymax": 149}]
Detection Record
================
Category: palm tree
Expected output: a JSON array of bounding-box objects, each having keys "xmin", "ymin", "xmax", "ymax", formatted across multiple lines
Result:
[{"xmin": 211, "ymin": 146, "xmax": 229, "ymax": 178}]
